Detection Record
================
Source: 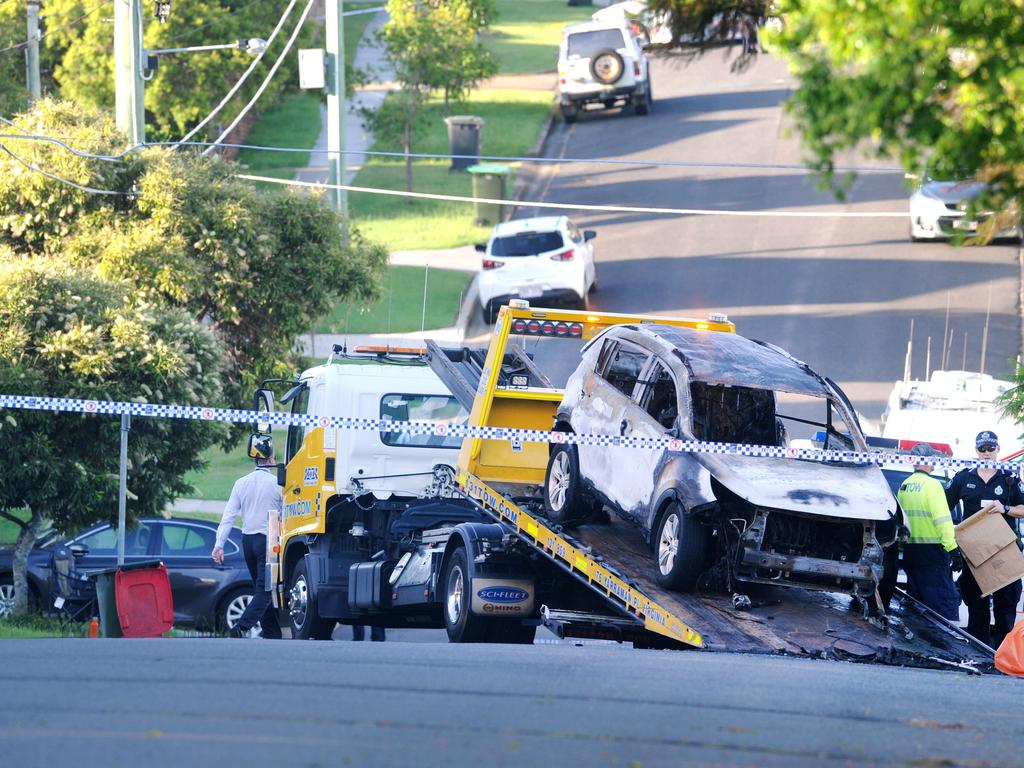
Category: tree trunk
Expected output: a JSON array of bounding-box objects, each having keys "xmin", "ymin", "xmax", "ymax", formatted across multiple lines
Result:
[
  {"xmin": 403, "ymin": 109, "xmax": 415, "ymax": 195},
  {"xmin": 11, "ymin": 508, "xmax": 44, "ymax": 616}
]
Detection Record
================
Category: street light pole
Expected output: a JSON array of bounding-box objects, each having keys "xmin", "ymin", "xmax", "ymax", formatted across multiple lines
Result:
[
  {"xmin": 25, "ymin": 0, "xmax": 41, "ymax": 104},
  {"xmin": 115, "ymin": 0, "xmax": 145, "ymax": 145},
  {"xmin": 325, "ymin": 0, "xmax": 348, "ymax": 231}
]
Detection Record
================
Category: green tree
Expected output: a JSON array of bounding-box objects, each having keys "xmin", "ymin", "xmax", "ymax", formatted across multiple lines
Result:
[
  {"xmin": 0, "ymin": 256, "xmax": 225, "ymax": 616},
  {"xmin": 767, "ymin": 1, "xmax": 1024, "ymax": 217},
  {"xmin": 368, "ymin": 0, "xmax": 497, "ymax": 191},
  {"xmin": 39, "ymin": 0, "xmax": 316, "ymax": 141},
  {"xmin": 1, "ymin": 98, "xmax": 387, "ymax": 425},
  {"xmin": 0, "ymin": 2, "xmax": 28, "ymax": 116}
]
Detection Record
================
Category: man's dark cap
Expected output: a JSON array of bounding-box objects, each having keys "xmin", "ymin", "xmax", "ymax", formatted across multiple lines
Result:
[{"xmin": 975, "ymin": 430, "xmax": 999, "ymax": 449}]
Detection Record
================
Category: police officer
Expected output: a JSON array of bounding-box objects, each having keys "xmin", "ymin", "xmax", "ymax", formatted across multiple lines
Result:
[
  {"xmin": 945, "ymin": 430, "xmax": 1024, "ymax": 648},
  {"xmin": 896, "ymin": 443, "xmax": 961, "ymax": 620},
  {"xmin": 212, "ymin": 435, "xmax": 283, "ymax": 639}
]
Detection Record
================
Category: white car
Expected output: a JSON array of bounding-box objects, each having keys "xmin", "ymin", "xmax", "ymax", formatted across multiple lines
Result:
[
  {"xmin": 557, "ymin": 19, "xmax": 652, "ymax": 124},
  {"xmin": 475, "ymin": 216, "xmax": 598, "ymax": 323},
  {"xmin": 909, "ymin": 176, "xmax": 1022, "ymax": 242}
]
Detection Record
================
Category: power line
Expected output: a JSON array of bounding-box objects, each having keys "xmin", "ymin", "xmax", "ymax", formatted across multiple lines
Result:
[
  {"xmin": 0, "ymin": 0, "xmax": 111, "ymax": 55},
  {"xmin": 0, "ymin": 130, "xmax": 904, "ymax": 174},
  {"xmin": 0, "ymin": 141, "xmax": 127, "ymax": 195},
  {"xmin": 238, "ymin": 172, "xmax": 909, "ymax": 219},
  {"xmin": 174, "ymin": 0, "xmax": 302, "ymax": 148},
  {"xmin": 203, "ymin": 0, "xmax": 318, "ymax": 155}
]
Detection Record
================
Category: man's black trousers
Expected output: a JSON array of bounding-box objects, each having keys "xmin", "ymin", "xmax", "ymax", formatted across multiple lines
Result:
[{"xmin": 237, "ymin": 533, "xmax": 282, "ymax": 638}]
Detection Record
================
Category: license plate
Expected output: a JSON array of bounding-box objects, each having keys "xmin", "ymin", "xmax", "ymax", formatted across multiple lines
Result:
[
  {"xmin": 519, "ymin": 286, "xmax": 543, "ymax": 299},
  {"xmin": 953, "ymin": 219, "xmax": 977, "ymax": 231}
]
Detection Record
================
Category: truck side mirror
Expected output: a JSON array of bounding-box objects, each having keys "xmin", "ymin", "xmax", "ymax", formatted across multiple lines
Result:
[
  {"xmin": 253, "ymin": 388, "xmax": 275, "ymax": 434},
  {"xmin": 277, "ymin": 464, "xmax": 287, "ymax": 487}
]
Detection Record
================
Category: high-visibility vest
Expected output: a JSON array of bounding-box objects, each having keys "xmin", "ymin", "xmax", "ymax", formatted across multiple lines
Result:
[{"xmin": 897, "ymin": 471, "xmax": 957, "ymax": 551}]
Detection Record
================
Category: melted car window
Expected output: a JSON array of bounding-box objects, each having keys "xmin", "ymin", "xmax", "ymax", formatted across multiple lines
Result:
[
  {"xmin": 690, "ymin": 383, "xmax": 777, "ymax": 446},
  {"xmin": 642, "ymin": 363, "xmax": 678, "ymax": 429},
  {"xmin": 602, "ymin": 345, "xmax": 648, "ymax": 399},
  {"xmin": 491, "ymin": 232, "xmax": 564, "ymax": 256},
  {"xmin": 567, "ymin": 29, "xmax": 626, "ymax": 57}
]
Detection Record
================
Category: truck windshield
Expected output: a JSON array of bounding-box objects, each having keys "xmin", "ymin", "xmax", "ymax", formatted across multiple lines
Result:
[{"xmin": 379, "ymin": 393, "xmax": 467, "ymax": 449}]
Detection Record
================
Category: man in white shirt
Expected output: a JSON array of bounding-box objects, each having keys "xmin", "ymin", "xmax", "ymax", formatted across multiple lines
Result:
[{"xmin": 212, "ymin": 436, "xmax": 283, "ymax": 639}]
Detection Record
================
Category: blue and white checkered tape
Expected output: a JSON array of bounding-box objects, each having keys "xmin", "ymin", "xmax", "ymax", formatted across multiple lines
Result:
[{"xmin": 0, "ymin": 392, "xmax": 1017, "ymax": 471}]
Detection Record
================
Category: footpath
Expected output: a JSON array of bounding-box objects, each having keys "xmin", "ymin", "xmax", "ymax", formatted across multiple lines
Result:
[{"xmin": 172, "ymin": 10, "xmax": 557, "ymax": 513}]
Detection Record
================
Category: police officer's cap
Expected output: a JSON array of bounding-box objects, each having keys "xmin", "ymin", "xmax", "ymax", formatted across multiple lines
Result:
[
  {"xmin": 975, "ymin": 430, "xmax": 999, "ymax": 449},
  {"xmin": 909, "ymin": 442, "xmax": 942, "ymax": 459}
]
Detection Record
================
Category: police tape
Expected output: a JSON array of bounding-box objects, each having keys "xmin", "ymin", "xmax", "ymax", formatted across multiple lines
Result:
[{"xmin": 1, "ymin": 392, "xmax": 1019, "ymax": 472}]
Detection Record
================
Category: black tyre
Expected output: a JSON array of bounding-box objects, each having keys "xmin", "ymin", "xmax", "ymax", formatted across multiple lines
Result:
[
  {"xmin": 590, "ymin": 49, "xmax": 625, "ymax": 84},
  {"xmin": 287, "ymin": 559, "xmax": 336, "ymax": 640},
  {"xmin": 561, "ymin": 103, "xmax": 578, "ymax": 124},
  {"xmin": 486, "ymin": 621, "xmax": 537, "ymax": 645},
  {"xmin": 544, "ymin": 443, "xmax": 590, "ymax": 527},
  {"xmin": 217, "ymin": 587, "xmax": 253, "ymax": 633},
  {"xmin": 481, "ymin": 302, "xmax": 494, "ymax": 324},
  {"xmin": 443, "ymin": 546, "xmax": 490, "ymax": 643},
  {"xmin": 653, "ymin": 502, "xmax": 710, "ymax": 591}
]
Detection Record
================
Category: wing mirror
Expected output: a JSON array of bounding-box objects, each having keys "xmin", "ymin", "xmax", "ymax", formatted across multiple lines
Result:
[
  {"xmin": 69, "ymin": 543, "xmax": 89, "ymax": 558},
  {"xmin": 474, "ymin": 243, "xmax": 487, "ymax": 253},
  {"xmin": 252, "ymin": 388, "xmax": 274, "ymax": 434},
  {"xmin": 583, "ymin": 230, "xmax": 597, "ymax": 241}
]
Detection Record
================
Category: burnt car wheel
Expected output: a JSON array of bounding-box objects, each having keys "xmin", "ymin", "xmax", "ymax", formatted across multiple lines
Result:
[
  {"xmin": 288, "ymin": 559, "xmax": 336, "ymax": 640},
  {"xmin": 443, "ymin": 546, "xmax": 489, "ymax": 643},
  {"xmin": 544, "ymin": 444, "xmax": 591, "ymax": 526},
  {"xmin": 654, "ymin": 503, "xmax": 710, "ymax": 591},
  {"xmin": 590, "ymin": 49, "xmax": 624, "ymax": 85}
]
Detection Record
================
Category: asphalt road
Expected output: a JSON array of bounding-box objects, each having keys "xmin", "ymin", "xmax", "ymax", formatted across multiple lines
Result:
[
  {"xmin": 3, "ymin": 638, "xmax": 1021, "ymax": 768},
  {"xmin": 508, "ymin": 50, "xmax": 1021, "ymax": 424}
]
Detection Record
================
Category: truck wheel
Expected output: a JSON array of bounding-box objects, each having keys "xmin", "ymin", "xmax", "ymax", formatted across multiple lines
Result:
[
  {"xmin": 654, "ymin": 502, "xmax": 710, "ymax": 591},
  {"xmin": 442, "ymin": 546, "xmax": 489, "ymax": 643},
  {"xmin": 287, "ymin": 559, "xmax": 336, "ymax": 640},
  {"xmin": 544, "ymin": 444, "xmax": 589, "ymax": 527}
]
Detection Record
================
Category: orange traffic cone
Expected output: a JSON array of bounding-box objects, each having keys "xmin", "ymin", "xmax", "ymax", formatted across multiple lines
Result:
[{"xmin": 88, "ymin": 617, "xmax": 99, "ymax": 638}]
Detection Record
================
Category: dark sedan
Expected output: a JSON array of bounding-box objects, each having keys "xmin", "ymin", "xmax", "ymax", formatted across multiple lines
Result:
[{"xmin": 0, "ymin": 518, "xmax": 254, "ymax": 631}]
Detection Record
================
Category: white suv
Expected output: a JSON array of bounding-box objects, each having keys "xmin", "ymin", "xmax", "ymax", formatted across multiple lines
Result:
[
  {"xmin": 475, "ymin": 216, "xmax": 598, "ymax": 323},
  {"xmin": 557, "ymin": 19, "xmax": 652, "ymax": 124}
]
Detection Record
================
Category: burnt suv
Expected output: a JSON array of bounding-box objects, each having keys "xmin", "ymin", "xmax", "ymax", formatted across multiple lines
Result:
[{"xmin": 543, "ymin": 324, "xmax": 898, "ymax": 598}]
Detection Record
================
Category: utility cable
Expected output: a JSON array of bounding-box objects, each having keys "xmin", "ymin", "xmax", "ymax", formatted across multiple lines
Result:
[
  {"xmin": 0, "ymin": 0, "xmax": 111, "ymax": 54},
  {"xmin": 203, "ymin": 0, "xmax": 317, "ymax": 155},
  {"xmin": 174, "ymin": 0, "xmax": 301, "ymax": 148},
  {"xmin": 0, "ymin": 142, "xmax": 127, "ymax": 195},
  {"xmin": 238, "ymin": 172, "xmax": 909, "ymax": 218}
]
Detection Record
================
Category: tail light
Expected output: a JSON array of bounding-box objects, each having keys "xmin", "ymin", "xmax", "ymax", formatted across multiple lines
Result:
[
  {"xmin": 633, "ymin": 62, "xmax": 641, "ymax": 77},
  {"xmin": 550, "ymin": 249, "xmax": 575, "ymax": 262},
  {"xmin": 482, "ymin": 259, "xmax": 504, "ymax": 270}
]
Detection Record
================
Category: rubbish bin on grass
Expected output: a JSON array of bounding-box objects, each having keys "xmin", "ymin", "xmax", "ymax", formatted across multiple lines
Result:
[
  {"xmin": 467, "ymin": 164, "xmax": 513, "ymax": 226},
  {"xmin": 444, "ymin": 116, "xmax": 484, "ymax": 170},
  {"xmin": 92, "ymin": 560, "xmax": 174, "ymax": 638}
]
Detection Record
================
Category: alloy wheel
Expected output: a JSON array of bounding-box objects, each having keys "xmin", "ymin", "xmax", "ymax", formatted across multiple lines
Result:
[
  {"xmin": 658, "ymin": 513, "xmax": 680, "ymax": 575},
  {"xmin": 446, "ymin": 565, "xmax": 465, "ymax": 626},
  {"xmin": 548, "ymin": 451, "xmax": 570, "ymax": 511}
]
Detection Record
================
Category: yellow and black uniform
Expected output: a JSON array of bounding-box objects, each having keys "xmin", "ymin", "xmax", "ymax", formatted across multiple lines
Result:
[{"xmin": 897, "ymin": 470, "xmax": 960, "ymax": 620}]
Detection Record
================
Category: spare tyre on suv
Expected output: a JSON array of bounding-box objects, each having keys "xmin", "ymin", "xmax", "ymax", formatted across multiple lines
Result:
[{"xmin": 557, "ymin": 20, "xmax": 652, "ymax": 124}]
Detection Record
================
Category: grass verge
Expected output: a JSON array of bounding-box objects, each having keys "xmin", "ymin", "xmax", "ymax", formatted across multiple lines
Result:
[
  {"xmin": 0, "ymin": 508, "xmax": 31, "ymax": 546},
  {"xmin": 487, "ymin": 0, "xmax": 596, "ymax": 74},
  {"xmin": 183, "ymin": 441, "xmax": 253, "ymax": 502},
  {"xmin": 0, "ymin": 614, "xmax": 84, "ymax": 639},
  {"xmin": 316, "ymin": 265, "xmax": 472, "ymax": 333},
  {"xmin": 350, "ymin": 89, "xmax": 554, "ymax": 251}
]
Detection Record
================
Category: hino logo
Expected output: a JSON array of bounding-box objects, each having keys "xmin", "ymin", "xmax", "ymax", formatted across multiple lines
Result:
[{"xmin": 477, "ymin": 586, "xmax": 529, "ymax": 603}]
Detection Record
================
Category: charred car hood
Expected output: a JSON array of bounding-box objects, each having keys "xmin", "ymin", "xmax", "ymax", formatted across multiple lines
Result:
[{"xmin": 699, "ymin": 454, "xmax": 896, "ymax": 521}]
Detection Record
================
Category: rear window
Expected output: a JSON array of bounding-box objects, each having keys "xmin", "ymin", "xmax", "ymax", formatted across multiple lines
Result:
[
  {"xmin": 491, "ymin": 231, "xmax": 564, "ymax": 257},
  {"xmin": 567, "ymin": 29, "xmax": 626, "ymax": 58}
]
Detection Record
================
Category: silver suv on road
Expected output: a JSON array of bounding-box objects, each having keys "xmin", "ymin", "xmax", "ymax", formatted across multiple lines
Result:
[{"xmin": 557, "ymin": 20, "xmax": 652, "ymax": 124}]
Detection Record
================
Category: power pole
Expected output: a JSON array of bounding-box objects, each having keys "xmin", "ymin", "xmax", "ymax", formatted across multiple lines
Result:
[
  {"xmin": 25, "ymin": 0, "xmax": 41, "ymax": 103},
  {"xmin": 114, "ymin": 0, "xmax": 145, "ymax": 145},
  {"xmin": 325, "ymin": 0, "xmax": 348, "ymax": 230}
]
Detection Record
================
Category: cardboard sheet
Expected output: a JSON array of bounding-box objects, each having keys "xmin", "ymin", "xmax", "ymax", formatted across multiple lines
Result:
[{"xmin": 955, "ymin": 511, "xmax": 1024, "ymax": 596}]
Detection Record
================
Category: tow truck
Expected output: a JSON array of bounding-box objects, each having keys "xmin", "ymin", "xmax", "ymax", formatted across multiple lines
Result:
[{"xmin": 256, "ymin": 304, "xmax": 996, "ymax": 670}]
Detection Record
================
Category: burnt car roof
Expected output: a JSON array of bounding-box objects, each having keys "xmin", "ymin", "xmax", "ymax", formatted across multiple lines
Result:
[{"xmin": 637, "ymin": 324, "xmax": 830, "ymax": 396}]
